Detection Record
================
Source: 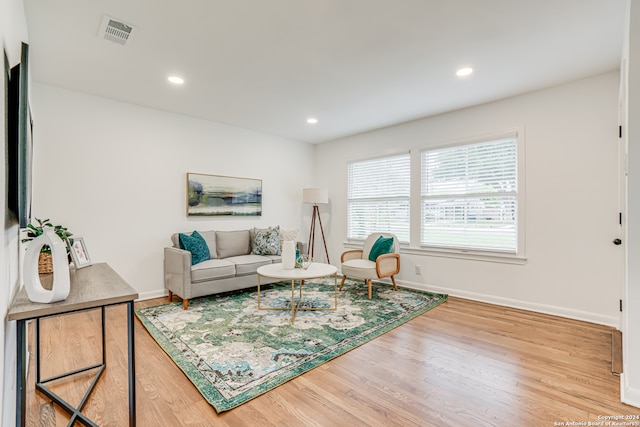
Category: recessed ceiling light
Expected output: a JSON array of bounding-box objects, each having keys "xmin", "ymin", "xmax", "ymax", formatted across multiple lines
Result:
[
  {"xmin": 168, "ymin": 76, "xmax": 184, "ymax": 84},
  {"xmin": 456, "ymin": 67, "xmax": 473, "ymax": 77},
  {"xmin": 306, "ymin": 118, "xmax": 318, "ymax": 124}
]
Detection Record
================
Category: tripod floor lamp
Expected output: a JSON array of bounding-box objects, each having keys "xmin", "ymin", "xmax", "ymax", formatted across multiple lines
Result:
[{"xmin": 303, "ymin": 188, "xmax": 330, "ymax": 264}]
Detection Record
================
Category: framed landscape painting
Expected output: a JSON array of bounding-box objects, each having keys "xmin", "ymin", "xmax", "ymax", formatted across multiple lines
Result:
[{"xmin": 187, "ymin": 173, "xmax": 262, "ymax": 216}]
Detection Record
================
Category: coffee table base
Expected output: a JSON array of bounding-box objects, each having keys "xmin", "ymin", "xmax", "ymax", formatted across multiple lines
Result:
[{"xmin": 257, "ymin": 276, "xmax": 337, "ymax": 324}]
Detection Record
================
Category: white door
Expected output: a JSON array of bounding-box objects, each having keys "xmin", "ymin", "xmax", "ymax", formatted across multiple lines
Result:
[{"xmin": 617, "ymin": 59, "xmax": 628, "ymax": 330}]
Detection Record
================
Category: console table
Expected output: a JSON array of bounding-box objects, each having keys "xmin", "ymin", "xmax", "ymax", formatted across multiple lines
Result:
[{"xmin": 8, "ymin": 262, "xmax": 138, "ymax": 426}]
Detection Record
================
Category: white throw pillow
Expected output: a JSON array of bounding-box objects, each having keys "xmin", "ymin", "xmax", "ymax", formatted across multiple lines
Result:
[{"xmin": 279, "ymin": 227, "xmax": 299, "ymax": 255}]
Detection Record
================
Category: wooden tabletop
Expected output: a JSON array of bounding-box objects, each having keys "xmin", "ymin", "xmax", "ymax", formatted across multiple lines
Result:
[{"xmin": 8, "ymin": 263, "xmax": 138, "ymax": 321}]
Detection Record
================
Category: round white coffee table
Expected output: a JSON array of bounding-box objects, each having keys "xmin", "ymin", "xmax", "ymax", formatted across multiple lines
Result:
[{"xmin": 256, "ymin": 262, "xmax": 338, "ymax": 324}]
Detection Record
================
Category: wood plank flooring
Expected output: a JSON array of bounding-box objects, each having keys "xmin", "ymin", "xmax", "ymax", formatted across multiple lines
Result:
[{"xmin": 21, "ymin": 295, "xmax": 639, "ymax": 426}]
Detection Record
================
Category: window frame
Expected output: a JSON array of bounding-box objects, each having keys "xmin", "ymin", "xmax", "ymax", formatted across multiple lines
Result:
[
  {"xmin": 346, "ymin": 151, "xmax": 411, "ymax": 243},
  {"xmin": 417, "ymin": 129, "xmax": 526, "ymax": 261},
  {"xmin": 343, "ymin": 129, "xmax": 526, "ymax": 264}
]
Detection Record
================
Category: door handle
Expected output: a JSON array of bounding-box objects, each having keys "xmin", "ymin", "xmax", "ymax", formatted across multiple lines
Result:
[{"xmin": 613, "ymin": 238, "xmax": 622, "ymax": 245}]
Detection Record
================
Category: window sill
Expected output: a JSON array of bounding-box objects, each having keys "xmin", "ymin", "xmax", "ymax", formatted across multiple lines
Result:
[{"xmin": 343, "ymin": 240, "xmax": 527, "ymax": 265}]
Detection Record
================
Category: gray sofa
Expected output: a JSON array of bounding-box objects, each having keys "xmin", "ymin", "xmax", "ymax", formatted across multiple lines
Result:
[{"xmin": 164, "ymin": 229, "xmax": 301, "ymax": 309}]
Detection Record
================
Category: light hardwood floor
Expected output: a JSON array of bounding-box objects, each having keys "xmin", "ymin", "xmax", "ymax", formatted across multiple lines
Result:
[{"xmin": 21, "ymin": 294, "xmax": 638, "ymax": 426}]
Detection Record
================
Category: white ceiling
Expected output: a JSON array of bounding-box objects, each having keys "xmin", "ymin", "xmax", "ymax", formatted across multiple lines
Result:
[{"xmin": 24, "ymin": 0, "xmax": 627, "ymax": 144}]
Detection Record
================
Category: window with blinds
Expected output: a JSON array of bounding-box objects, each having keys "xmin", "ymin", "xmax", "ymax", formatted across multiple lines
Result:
[
  {"xmin": 347, "ymin": 153, "xmax": 410, "ymax": 242},
  {"xmin": 421, "ymin": 137, "xmax": 518, "ymax": 252}
]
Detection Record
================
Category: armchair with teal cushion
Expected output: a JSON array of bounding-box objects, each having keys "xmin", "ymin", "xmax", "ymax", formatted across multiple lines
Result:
[{"xmin": 340, "ymin": 232, "xmax": 401, "ymax": 299}]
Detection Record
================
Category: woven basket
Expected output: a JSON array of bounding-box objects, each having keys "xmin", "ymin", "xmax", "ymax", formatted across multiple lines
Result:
[{"xmin": 38, "ymin": 252, "xmax": 54, "ymax": 274}]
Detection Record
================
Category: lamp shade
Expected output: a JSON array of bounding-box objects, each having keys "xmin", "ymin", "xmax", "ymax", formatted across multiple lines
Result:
[{"xmin": 302, "ymin": 188, "xmax": 328, "ymax": 204}]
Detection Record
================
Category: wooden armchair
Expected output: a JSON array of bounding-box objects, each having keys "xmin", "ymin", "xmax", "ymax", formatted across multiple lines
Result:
[{"xmin": 340, "ymin": 233, "xmax": 400, "ymax": 299}]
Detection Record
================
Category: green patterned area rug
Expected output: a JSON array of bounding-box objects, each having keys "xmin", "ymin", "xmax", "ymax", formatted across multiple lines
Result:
[{"xmin": 135, "ymin": 278, "xmax": 447, "ymax": 412}]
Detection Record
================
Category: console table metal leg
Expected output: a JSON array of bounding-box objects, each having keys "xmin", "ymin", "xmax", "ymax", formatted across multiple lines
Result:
[
  {"xmin": 16, "ymin": 319, "xmax": 26, "ymax": 427},
  {"xmin": 35, "ymin": 318, "xmax": 41, "ymax": 383},
  {"xmin": 102, "ymin": 306, "xmax": 106, "ymax": 364},
  {"xmin": 127, "ymin": 300, "xmax": 136, "ymax": 426}
]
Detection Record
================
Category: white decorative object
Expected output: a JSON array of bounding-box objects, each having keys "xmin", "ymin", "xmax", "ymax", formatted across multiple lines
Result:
[
  {"xmin": 23, "ymin": 227, "xmax": 70, "ymax": 303},
  {"xmin": 282, "ymin": 240, "xmax": 296, "ymax": 270}
]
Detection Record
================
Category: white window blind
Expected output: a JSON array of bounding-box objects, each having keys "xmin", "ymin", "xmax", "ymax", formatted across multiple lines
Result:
[
  {"xmin": 348, "ymin": 153, "xmax": 410, "ymax": 242},
  {"xmin": 421, "ymin": 137, "xmax": 518, "ymax": 252}
]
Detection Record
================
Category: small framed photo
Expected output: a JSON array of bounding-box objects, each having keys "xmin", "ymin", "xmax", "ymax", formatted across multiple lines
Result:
[{"xmin": 67, "ymin": 237, "xmax": 92, "ymax": 269}]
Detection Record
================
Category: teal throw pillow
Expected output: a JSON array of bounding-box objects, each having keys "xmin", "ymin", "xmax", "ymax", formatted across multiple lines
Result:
[
  {"xmin": 179, "ymin": 231, "xmax": 211, "ymax": 265},
  {"xmin": 368, "ymin": 236, "xmax": 394, "ymax": 261}
]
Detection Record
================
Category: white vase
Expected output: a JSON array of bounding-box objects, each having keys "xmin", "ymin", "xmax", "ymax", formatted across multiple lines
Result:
[
  {"xmin": 282, "ymin": 240, "xmax": 295, "ymax": 270},
  {"xmin": 23, "ymin": 227, "xmax": 70, "ymax": 303}
]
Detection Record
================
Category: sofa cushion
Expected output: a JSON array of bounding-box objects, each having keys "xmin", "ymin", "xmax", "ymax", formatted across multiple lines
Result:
[
  {"xmin": 226, "ymin": 254, "xmax": 273, "ymax": 276},
  {"xmin": 216, "ymin": 230, "xmax": 251, "ymax": 258},
  {"xmin": 341, "ymin": 258, "xmax": 378, "ymax": 280},
  {"xmin": 171, "ymin": 231, "xmax": 217, "ymax": 259},
  {"xmin": 178, "ymin": 231, "xmax": 211, "ymax": 265},
  {"xmin": 197, "ymin": 230, "xmax": 218, "ymax": 259},
  {"xmin": 191, "ymin": 259, "xmax": 236, "ymax": 282},
  {"xmin": 265, "ymin": 255, "xmax": 282, "ymax": 264},
  {"xmin": 251, "ymin": 226, "xmax": 280, "ymax": 255}
]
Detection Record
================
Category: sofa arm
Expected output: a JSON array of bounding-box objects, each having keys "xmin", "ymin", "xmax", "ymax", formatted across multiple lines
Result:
[{"xmin": 164, "ymin": 247, "xmax": 192, "ymax": 299}]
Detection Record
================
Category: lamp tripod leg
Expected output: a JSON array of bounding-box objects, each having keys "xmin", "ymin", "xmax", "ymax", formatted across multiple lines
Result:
[
  {"xmin": 316, "ymin": 210, "xmax": 330, "ymax": 264},
  {"xmin": 307, "ymin": 206, "xmax": 318, "ymax": 259},
  {"xmin": 307, "ymin": 205, "xmax": 330, "ymax": 264}
]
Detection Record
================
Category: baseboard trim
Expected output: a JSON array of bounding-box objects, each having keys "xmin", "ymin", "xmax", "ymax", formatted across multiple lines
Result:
[
  {"xmin": 137, "ymin": 289, "xmax": 168, "ymax": 302},
  {"xmin": 397, "ymin": 279, "xmax": 619, "ymax": 328},
  {"xmin": 620, "ymin": 374, "xmax": 640, "ymax": 408}
]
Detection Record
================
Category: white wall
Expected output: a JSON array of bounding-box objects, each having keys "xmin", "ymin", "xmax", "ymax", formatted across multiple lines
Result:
[
  {"xmin": 30, "ymin": 83, "xmax": 315, "ymax": 299},
  {"xmin": 315, "ymin": 71, "xmax": 622, "ymax": 326},
  {"xmin": 1, "ymin": 0, "xmax": 29, "ymax": 424}
]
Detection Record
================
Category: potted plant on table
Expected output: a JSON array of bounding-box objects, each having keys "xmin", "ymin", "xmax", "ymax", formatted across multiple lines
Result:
[{"xmin": 22, "ymin": 218, "xmax": 73, "ymax": 274}]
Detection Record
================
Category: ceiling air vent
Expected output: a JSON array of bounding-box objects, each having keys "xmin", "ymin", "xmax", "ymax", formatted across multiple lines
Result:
[{"xmin": 99, "ymin": 15, "xmax": 137, "ymax": 46}]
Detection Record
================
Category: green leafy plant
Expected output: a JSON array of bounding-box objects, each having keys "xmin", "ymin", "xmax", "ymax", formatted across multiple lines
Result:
[{"xmin": 21, "ymin": 218, "xmax": 73, "ymax": 254}]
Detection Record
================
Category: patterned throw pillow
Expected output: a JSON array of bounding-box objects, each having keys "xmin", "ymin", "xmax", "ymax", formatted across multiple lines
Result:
[
  {"xmin": 179, "ymin": 231, "xmax": 211, "ymax": 265},
  {"xmin": 252, "ymin": 226, "xmax": 280, "ymax": 255}
]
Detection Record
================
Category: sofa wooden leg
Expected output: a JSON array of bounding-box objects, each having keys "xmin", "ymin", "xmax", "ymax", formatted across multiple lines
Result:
[
  {"xmin": 168, "ymin": 291, "xmax": 173, "ymax": 302},
  {"xmin": 390, "ymin": 275, "xmax": 398, "ymax": 291},
  {"xmin": 183, "ymin": 299, "xmax": 189, "ymax": 310},
  {"xmin": 339, "ymin": 275, "xmax": 346, "ymax": 291},
  {"xmin": 368, "ymin": 279, "xmax": 372, "ymax": 299}
]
